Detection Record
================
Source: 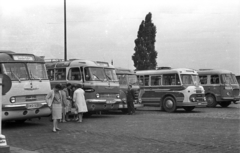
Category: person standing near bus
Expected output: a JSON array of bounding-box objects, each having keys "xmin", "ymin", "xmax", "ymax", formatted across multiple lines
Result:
[
  {"xmin": 73, "ymin": 84, "xmax": 88, "ymax": 123},
  {"xmin": 62, "ymin": 83, "xmax": 72, "ymax": 121},
  {"xmin": 46, "ymin": 84, "xmax": 63, "ymax": 132},
  {"xmin": 126, "ymin": 85, "xmax": 135, "ymax": 115}
]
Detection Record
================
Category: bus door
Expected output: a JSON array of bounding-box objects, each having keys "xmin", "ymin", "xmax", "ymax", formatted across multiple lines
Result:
[
  {"xmin": 148, "ymin": 75, "xmax": 162, "ymax": 104},
  {"xmin": 209, "ymin": 74, "xmax": 221, "ymax": 98},
  {"xmin": 221, "ymin": 74, "xmax": 237, "ymax": 99},
  {"xmin": 140, "ymin": 75, "xmax": 154, "ymax": 105}
]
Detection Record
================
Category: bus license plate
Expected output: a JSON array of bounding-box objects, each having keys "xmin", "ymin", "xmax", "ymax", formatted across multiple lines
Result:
[
  {"xmin": 106, "ymin": 100, "xmax": 114, "ymax": 104},
  {"xmin": 27, "ymin": 103, "xmax": 40, "ymax": 109}
]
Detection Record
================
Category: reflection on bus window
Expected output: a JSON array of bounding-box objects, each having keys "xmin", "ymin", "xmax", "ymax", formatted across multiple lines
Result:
[
  {"xmin": 27, "ymin": 63, "xmax": 48, "ymax": 80},
  {"xmin": 151, "ymin": 76, "xmax": 161, "ymax": 86},
  {"xmin": 221, "ymin": 74, "xmax": 236, "ymax": 84},
  {"xmin": 55, "ymin": 68, "xmax": 66, "ymax": 80},
  {"xmin": 104, "ymin": 68, "xmax": 118, "ymax": 81},
  {"xmin": 68, "ymin": 67, "xmax": 82, "ymax": 81},
  {"xmin": 85, "ymin": 67, "xmax": 106, "ymax": 81},
  {"xmin": 163, "ymin": 74, "xmax": 180, "ymax": 85},
  {"xmin": 210, "ymin": 75, "xmax": 219, "ymax": 84},
  {"xmin": 181, "ymin": 74, "xmax": 200, "ymax": 86},
  {"xmin": 2, "ymin": 63, "xmax": 28, "ymax": 81},
  {"xmin": 127, "ymin": 75, "xmax": 138, "ymax": 85},
  {"xmin": 199, "ymin": 75, "xmax": 207, "ymax": 84},
  {"xmin": 117, "ymin": 74, "xmax": 127, "ymax": 85},
  {"xmin": 47, "ymin": 69, "xmax": 54, "ymax": 80}
]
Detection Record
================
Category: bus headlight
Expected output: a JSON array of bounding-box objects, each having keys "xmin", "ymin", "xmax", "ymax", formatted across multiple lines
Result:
[
  {"xmin": 10, "ymin": 97, "xmax": 16, "ymax": 103},
  {"xmin": 189, "ymin": 96, "xmax": 196, "ymax": 102},
  {"xmin": 96, "ymin": 93, "xmax": 100, "ymax": 98},
  {"xmin": 116, "ymin": 94, "xmax": 120, "ymax": 99}
]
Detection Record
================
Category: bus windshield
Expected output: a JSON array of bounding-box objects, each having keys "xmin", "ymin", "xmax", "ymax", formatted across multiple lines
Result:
[
  {"xmin": 127, "ymin": 75, "xmax": 138, "ymax": 85},
  {"xmin": 181, "ymin": 74, "xmax": 200, "ymax": 86},
  {"xmin": 104, "ymin": 68, "xmax": 118, "ymax": 81},
  {"xmin": 86, "ymin": 67, "xmax": 106, "ymax": 81},
  {"xmin": 2, "ymin": 63, "xmax": 29, "ymax": 81},
  {"xmin": 27, "ymin": 63, "xmax": 48, "ymax": 80},
  {"xmin": 221, "ymin": 74, "xmax": 237, "ymax": 84}
]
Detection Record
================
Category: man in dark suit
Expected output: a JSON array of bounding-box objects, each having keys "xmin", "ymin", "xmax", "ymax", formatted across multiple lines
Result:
[{"xmin": 126, "ymin": 85, "xmax": 135, "ymax": 115}]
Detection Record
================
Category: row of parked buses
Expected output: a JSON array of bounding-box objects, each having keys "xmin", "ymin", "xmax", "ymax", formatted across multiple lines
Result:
[{"xmin": 1, "ymin": 50, "xmax": 239, "ymax": 122}]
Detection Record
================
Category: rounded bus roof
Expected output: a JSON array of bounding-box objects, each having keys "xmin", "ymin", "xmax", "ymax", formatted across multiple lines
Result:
[
  {"xmin": 198, "ymin": 69, "xmax": 234, "ymax": 75},
  {"xmin": 0, "ymin": 50, "xmax": 44, "ymax": 63},
  {"xmin": 45, "ymin": 59, "xmax": 114, "ymax": 69},
  {"xmin": 115, "ymin": 67, "xmax": 135, "ymax": 75},
  {"xmin": 136, "ymin": 68, "xmax": 198, "ymax": 75}
]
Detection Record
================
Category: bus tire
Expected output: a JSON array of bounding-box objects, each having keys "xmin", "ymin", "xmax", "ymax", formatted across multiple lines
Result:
[
  {"xmin": 163, "ymin": 97, "xmax": 177, "ymax": 113},
  {"xmin": 121, "ymin": 109, "xmax": 128, "ymax": 114},
  {"xmin": 219, "ymin": 101, "xmax": 231, "ymax": 108},
  {"xmin": 183, "ymin": 106, "xmax": 195, "ymax": 112},
  {"xmin": 206, "ymin": 94, "xmax": 217, "ymax": 107}
]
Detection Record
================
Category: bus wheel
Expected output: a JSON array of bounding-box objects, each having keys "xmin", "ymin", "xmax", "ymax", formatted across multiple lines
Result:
[
  {"xmin": 219, "ymin": 101, "xmax": 231, "ymax": 108},
  {"xmin": 183, "ymin": 106, "xmax": 195, "ymax": 112},
  {"xmin": 15, "ymin": 119, "xmax": 27, "ymax": 124},
  {"xmin": 206, "ymin": 94, "xmax": 217, "ymax": 107},
  {"xmin": 163, "ymin": 97, "xmax": 177, "ymax": 113}
]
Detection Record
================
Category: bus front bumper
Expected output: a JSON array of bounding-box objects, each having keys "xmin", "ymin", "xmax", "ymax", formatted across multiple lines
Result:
[
  {"xmin": 119, "ymin": 103, "xmax": 144, "ymax": 109},
  {"xmin": 3, "ymin": 102, "xmax": 49, "ymax": 111},
  {"xmin": 86, "ymin": 99, "xmax": 122, "ymax": 104}
]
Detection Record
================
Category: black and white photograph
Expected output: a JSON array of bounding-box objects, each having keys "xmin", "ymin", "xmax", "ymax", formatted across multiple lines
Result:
[{"xmin": 0, "ymin": 0, "xmax": 239, "ymax": 152}]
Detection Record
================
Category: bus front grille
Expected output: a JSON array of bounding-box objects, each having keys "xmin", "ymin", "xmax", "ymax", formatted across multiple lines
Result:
[{"xmin": 99, "ymin": 94, "xmax": 116, "ymax": 99}]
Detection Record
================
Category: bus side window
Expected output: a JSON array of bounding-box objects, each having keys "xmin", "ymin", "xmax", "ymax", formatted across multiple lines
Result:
[
  {"xmin": 68, "ymin": 67, "xmax": 82, "ymax": 81},
  {"xmin": 144, "ymin": 75, "xmax": 150, "ymax": 86},
  {"xmin": 176, "ymin": 74, "xmax": 181, "ymax": 85},
  {"xmin": 200, "ymin": 75, "xmax": 207, "ymax": 84},
  {"xmin": 151, "ymin": 76, "xmax": 161, "ymax": 86},
  {"xmin": 84, "ymin": 68, "xmax": 91, "ymax": 81},
  {"xmin": 210, "ymin": 75, "xmax": 219, "ymax": 84},
  {"xmin": 137, "ymin": 76, "xmax": 144, "ymax": 86},
  {"xmin": 55, "ymin": 68, "xmax": 66, "ymax": 80},
  {"xmin": 47, "ymin": 69, "xmax": 54, "ymax": 80}
]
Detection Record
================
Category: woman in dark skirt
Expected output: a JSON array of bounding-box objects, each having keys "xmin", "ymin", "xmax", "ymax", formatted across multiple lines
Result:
[{"xmin": 46, "ymin": 84, "xmax": 63, "ymax": 132}]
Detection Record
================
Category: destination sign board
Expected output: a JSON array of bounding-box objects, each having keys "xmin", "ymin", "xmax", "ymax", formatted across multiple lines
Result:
[{"xmin": 13, "ymin": 55, "xmax": 35, "ymax": 61}]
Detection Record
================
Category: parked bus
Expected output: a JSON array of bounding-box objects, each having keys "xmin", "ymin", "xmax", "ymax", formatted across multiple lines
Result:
[
  {"xmin": 0, "ymin": 51, "xmax": 51, "ymax": 122},
  {"xmin": 198, "ymin": 69, "xmax": 240, "ymax": 107},
  {"xmin": 116, "ymin": 68, "xmax": 143, "ymax": 113},
  {"xmin": 45, "ymin": 59, "xmax": 121, "ymax": 115},
  {"xmin": 136, "ymin": 68, "xmax": 207, "ymax": 112}
]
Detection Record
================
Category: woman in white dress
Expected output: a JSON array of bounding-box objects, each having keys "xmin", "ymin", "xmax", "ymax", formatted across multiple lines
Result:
[{"xmin": 73, "ymin": 84, "xmax": 88, "ymax": 122}]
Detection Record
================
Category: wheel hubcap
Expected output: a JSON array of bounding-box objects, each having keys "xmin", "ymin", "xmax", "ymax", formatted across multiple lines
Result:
[
  {"xmin": 207, "ymin": 97, "xmax": 213, "ymax": 105},
  {"xmin": 166, "ymin": 100, "xmax": 173, "ymax": 108}
]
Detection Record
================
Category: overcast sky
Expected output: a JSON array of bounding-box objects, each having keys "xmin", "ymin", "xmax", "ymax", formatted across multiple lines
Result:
[{"xmin": 0, "ymin": 0, "xmax": 239, "ymax": 74}]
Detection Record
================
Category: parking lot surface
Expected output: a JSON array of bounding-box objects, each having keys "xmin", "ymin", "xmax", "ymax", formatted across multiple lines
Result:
[{"xmin": 3, "ymin": 104, "xmax": 240, "ymax": 153}]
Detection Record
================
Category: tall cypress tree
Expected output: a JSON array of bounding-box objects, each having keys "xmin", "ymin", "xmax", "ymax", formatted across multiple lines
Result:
[{"xmin": 132, "ymin": 12, "xmax": 157, "ymax": 70}]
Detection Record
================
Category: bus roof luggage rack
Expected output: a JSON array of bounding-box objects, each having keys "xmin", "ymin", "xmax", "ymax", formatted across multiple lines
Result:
[{"xmin": 156, "ymin": 67, "xmax": 171, "ymax": 70}]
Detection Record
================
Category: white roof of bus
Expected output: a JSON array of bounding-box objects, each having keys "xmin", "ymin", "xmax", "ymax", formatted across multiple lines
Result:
[
  {"xmin": 136, "ymin": 68, "xmax": 198, "ymax": 75},
  {"xmin": 198, "ymin": 69, "xmax": 234, "ymax": 75},
  {"xmin": 69, "ymin": 59, "xmax": 115, "ymax": 68}
]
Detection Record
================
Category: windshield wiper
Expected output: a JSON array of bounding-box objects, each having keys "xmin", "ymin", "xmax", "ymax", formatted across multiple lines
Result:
[
  {"xmin": 29, "ymin": 70, "xmax": 42, "ymax": 82},
  {"xmin": 10, "ymin": 69, "xmax": 21, "ymax": 83}
]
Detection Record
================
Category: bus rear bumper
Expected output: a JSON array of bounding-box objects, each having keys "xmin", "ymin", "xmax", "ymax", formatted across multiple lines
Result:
[
  {"xmin": 2, "ymin": 107, "xmax": 51, "ymax": 121},
  {"xmin": 86, "ymin": 99, "xmax": 121, "ymax": 104}
]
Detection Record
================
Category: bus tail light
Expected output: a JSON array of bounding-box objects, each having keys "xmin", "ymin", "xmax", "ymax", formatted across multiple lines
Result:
[{"xmin": 10, "ymin": 97, "xmax": 16, "ymax": 103}]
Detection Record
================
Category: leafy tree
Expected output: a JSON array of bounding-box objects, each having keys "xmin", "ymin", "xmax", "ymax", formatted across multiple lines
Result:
[{"xmin": 132, "ymin": 12, "xmax": 157, "ymax": 70}]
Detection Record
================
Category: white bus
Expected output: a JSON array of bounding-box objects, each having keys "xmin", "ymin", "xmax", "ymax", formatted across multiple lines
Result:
[
  {"xmin": 46, "ymin": 59, "xmax": 121, "ymax": 116},
  {"xmin": 136, "ymin": 68, "xmax": 207, "ymax": 112},
  {"xmin": 0, "ymin": 51, "xmax": 51, "ymax": 122}
]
